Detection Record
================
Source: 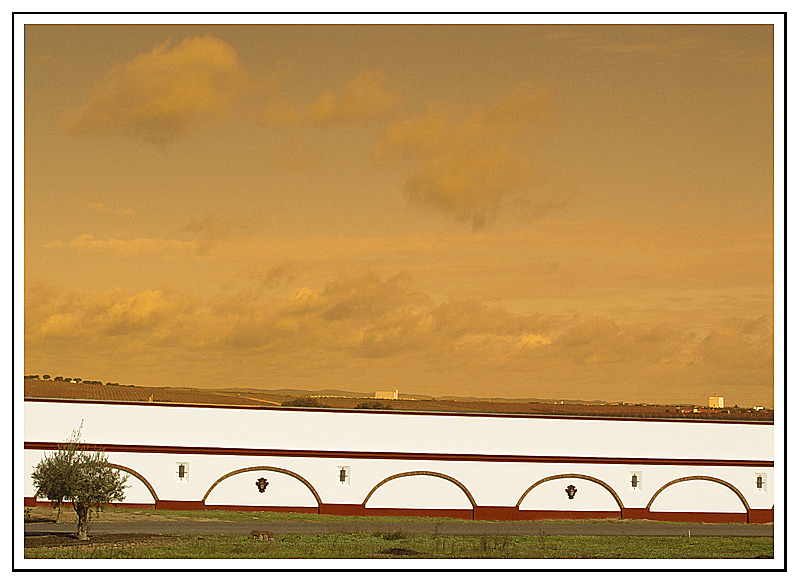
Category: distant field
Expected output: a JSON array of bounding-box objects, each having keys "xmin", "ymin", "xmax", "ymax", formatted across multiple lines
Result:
[{"xmin": 23, "ymin": 379, "xmax": 773, "ymax": 421}]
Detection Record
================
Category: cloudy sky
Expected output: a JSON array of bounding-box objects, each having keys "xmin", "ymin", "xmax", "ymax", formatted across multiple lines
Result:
[{"xmin": 22, "ymin": 21, "xmax": 778, "ymax": 406}]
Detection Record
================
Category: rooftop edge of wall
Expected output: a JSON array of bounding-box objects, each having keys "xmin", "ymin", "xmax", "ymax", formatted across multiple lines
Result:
[{"xmin": 22, "ymin": 396, "xmax": 775, "ymax": 425}]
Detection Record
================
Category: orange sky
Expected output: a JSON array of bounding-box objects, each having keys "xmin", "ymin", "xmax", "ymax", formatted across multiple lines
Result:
[{"xmin": 22, "ymin": 20, "xmax": 779, "ymax": 406}]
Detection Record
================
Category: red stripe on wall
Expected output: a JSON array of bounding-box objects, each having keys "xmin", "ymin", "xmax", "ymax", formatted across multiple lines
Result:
[{"xmin": 23, "ymin": 441, "xmax": 773, "ymax": 468}]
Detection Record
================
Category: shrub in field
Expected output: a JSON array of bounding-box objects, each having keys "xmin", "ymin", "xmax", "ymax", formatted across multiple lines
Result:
[
  {"xmin": 281, "ymin": 396, "xmax": 322, "ymax": 407},
  {"xmin": 31, "ymin": 423, "xmax": 129, "ymax": 540},
  {"xmin": 355, "ymin": 401, "xmax": 392, "ymax": 410}
]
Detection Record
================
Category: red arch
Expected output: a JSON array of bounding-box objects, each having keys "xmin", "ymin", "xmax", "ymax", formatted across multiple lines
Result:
[
  {"xmin": 107, "ymin": 462, "xmax": 159, "ymax": 503},
  {"xmin": 362, "ymin": 471, "xmax": 477, "ymax": 513},
  {"xmin": 515, "ymin": 473, "xmax": 624, "ymax": 517},
  {"xmin": 647, "ymin": 475, "xmax": 751, "ymax": 520},
  {"xmin": 202, "ymin": 465, "xmax": 322, "ymax": 505}
]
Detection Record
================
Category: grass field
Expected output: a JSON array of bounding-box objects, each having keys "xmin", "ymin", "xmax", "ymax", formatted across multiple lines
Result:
[
  {"xmin": 23, "ymin": 507, "xmax": 773, "ymax": 559},
  {"xmin": 24, "ymin": 532, "xmax": 774, "ymax": 559},
  {"xmin": 24, "ymin": 505, "xmax": 714, "ymax": 525}
]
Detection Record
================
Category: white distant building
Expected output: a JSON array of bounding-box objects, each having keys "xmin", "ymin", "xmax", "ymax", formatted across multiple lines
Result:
[
  {"xmin": 709, "ymin": 396, "xmax": 724, "ymax": 408},
  {"xmin": 374, "ymin": 389, "xmax": 398, "ymax": 400}
]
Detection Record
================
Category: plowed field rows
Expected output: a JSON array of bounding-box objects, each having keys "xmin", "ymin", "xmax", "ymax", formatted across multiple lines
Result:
[{"xmin": 24, "ymin": 380, "xmax": 772, "ymax": 421}]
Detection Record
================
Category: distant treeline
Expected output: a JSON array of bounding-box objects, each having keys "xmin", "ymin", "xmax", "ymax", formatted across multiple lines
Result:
[{"xmin": 24, "ymin": 375, "xmax": 128, "ymax": 386}]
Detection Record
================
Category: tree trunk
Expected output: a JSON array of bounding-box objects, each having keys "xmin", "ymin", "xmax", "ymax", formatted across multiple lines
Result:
[
  {"xmin": 75, "ymin": 504, "xmax": 90, "ymax": 540},
  {"xmin": 55, "ymin": 502, "xmax": 63, "ymax": 523}
]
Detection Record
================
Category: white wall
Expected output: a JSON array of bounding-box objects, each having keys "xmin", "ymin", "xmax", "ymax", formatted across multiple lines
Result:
[
  {"xmin": 649, "ymin": 479, "xmax": 746, "ymax": 513},
  {"xmin": 24, "ymin": 401, "xmax": 773, "ymax": 462},
  {"xmin": 365, "ymin": 475, "xmax": 473, "ymax": 510},
  {"xmin": 518, "ymin": 477, "xmax": 619, "ymax": 512},
  {"xmin": 24, "ymin": 400, "xmax": 774, "ymax": 516}
]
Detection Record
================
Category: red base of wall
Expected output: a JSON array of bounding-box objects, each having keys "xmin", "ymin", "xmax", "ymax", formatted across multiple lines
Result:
[
  {"xmin": 362, "ymin": 507, "xmax": 474, "ymax": 519},
  {"xmin": 515, "ymin": 509, "xmax": 622, "ymax": 521},
  {"xmin": 24, "ymin": 498, "xmax": 774, "ymax": 524},
  {"xmin": 646, "ymin": 511, "xmax": 751, "ymax": 524},
  {"xmin": 749, "ymin": 508, "xmax": 774, "ymax": 524},
  {"xmin": 154, "ymin": 499, "xmax": 206, "ymax": 511},
  {"xmin": 205, "ymin": 504, "xmax": 318, "ymax": 514}
]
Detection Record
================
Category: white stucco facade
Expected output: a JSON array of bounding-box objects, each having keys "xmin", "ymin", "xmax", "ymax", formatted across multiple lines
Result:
[{"xmin": 23, "ymin": 399, "xmax": 774, "ymax": 522}]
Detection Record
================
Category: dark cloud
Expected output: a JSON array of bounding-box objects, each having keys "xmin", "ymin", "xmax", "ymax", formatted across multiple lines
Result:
[
  {"xmin": 63, "ymin": 36, "xmax": 249, "ymax": 145},
  {"xmin": 374, "ymin": 82, "xmax": 559, "ymax": 229},
  {"xmin": 182, "ymin": 214, "xmax": 239, "ymax": 253},
  {"xmin": 262, "ymin": 69, "xmax": 402, "ymax": 127},
  {"xmin": 699, "ymin": 316, "xmax": 773, "ymax": 370}
]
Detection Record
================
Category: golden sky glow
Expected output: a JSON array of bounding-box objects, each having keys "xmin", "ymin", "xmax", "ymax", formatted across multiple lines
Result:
[{"xmin": 23, "ymin": 22, "xmax": 777, "ymax": 406}]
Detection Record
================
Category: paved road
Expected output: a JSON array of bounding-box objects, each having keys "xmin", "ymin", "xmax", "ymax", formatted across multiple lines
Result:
[{"xmin": 24, "ymin": 520, "xmax": 773, "ymax": 538}]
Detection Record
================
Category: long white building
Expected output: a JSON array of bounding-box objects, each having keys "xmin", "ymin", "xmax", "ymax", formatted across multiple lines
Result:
[{"xmin": 23, "ymin": 397, "xmax": 774, "ymax": 523}]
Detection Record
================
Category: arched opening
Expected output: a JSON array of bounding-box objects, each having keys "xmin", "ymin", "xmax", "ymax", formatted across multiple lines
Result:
[
  {"xmin": 203, "ymin": 466, "xmax": 321, "ymax": 512},
  {"xmin": 647, "ymin": 476, "xmax": 751, "ymax": 522},
  {"xmin": 107, "ymin": 463, "xmax": 158, "ymax": 507},
  {"xmin": 362, "ymin": 471, "xmax": 476, "ymax": 519},
  {"xmin": 516, "ymin": 473, "xmax": 624, "ymax": 520}
]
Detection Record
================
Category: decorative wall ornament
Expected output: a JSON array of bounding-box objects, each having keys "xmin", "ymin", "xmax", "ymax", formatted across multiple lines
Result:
[
  {"xmin": 565, "ymin": 484, "xmax": 577, "ymax": 499},
  {"xmin": 255, "ymin": 477, "xmax": 269, "ymax": 493}
]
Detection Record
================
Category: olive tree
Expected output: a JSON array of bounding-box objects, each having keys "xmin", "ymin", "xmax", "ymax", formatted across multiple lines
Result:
[
  {"xmin": 29, "ymin": 426, "xmax": 80, "ymax": 522},
  {"xmin": 31, "ymin": 423, "xmax": 129, "ymax": 540}
]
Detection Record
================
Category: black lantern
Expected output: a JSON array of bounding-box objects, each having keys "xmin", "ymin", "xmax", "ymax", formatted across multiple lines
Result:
[{"xmin": 255, "ymin": 477, "xmax": 269, "ymax": 493}]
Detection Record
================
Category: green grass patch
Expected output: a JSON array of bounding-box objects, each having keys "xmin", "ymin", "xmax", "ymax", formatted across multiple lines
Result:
[
  {"xmin": 25, "ymin": 532, "xmax": 773, "ymax": 559},
  {"xmin": 79, "ymin": 507, "xmax": 714, "ymax": 525},
  {"xmin": 139, "ymin": 509, "xmax": 481, "ymax": 523}
]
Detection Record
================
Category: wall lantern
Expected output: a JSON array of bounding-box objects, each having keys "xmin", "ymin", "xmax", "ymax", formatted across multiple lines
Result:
[
  {"xmin": 339, "ymin": 468, "xmax": 347, "ymax": 483},
  {"xmin": 255, "ymin": 477, "xmax": 269, "ymax": 493},
  {"xmin": 565, "ymin": 484, "xmax": 578, "ymax": 499}
]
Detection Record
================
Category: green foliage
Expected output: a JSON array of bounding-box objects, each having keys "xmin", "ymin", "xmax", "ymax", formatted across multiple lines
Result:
[
  {"xmin": 31, "ymin": 423, "xmax": 129, "ymax": 539},
  {"xmin": 31, "ymin": 425, "xmax": 84, "ymax": 521},
  {"xmin": 281, "ymin": 396, "xmax": 322, "ymax": 407},
  {"xmin": 69, "ymin": 448, "xmax": 129, "ymax": 509},
  {"xmin": 355, "ymin": 400, "xmax": 392, "ymax": 410},
  {"xmin": 376, "ymin": 530, "xmax": 407, "ymax": 541}
]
